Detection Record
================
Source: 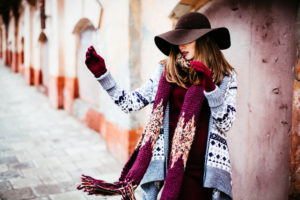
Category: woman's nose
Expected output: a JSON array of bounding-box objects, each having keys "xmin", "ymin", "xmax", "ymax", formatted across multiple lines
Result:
[{"xmin": 179, "ymin": 45, "xmax": 185, "ymax": 51}]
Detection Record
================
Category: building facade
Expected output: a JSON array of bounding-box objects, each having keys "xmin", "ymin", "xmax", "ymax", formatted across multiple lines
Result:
[{"xmin": 1, "ymin": 0, "xmax": 300, "ymax": 199}]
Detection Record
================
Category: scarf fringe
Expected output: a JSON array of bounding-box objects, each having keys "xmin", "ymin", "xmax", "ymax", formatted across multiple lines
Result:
[{"xmin": 77, "ymin": 175, "xmax": 136, "ymax": 200}]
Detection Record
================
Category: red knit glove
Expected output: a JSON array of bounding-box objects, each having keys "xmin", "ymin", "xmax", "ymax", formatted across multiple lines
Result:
[
  {"xmin": 190, "ymin": 61, "xmax": 216, "ymax": 92},
  {"xmin": 85, "ymin": 46, "xmax": 107, "ymax": 78}
]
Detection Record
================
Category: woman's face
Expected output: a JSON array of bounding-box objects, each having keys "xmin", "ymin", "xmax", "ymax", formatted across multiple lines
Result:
[{"xmin": 178, "ymin": 41, "xmax": 196, "ymax": 60}]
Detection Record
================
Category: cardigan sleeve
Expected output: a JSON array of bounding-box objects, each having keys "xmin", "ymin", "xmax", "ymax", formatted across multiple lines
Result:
[
  {"xmin": 96, "ymin": 65, "xmax": 163, "ymax": 114},
  {"xmin": 204, "ymin": 71, "xmax": 237, "ymax": 133}
]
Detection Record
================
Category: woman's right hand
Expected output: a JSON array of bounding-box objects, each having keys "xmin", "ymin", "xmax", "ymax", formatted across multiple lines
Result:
[
  {"xmin": 190, "ymin": 61, "xmax": 216, "ymax": 92},
  {"xmin": 85, "ymin": 46, "xmax": 107, "ymax": 78}
]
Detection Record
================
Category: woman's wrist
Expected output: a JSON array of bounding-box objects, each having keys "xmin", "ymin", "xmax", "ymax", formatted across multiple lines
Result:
[
  {"xmin": 93, "ymin": 67, "xmax": 107, "ymax": 78},
  {"xmin": 204, "ymin": 79, "xmax": 216, "ymax": 92},
  {"xmin": 96, "ymin": 70, "xmax": 117, "ymax": 91}
]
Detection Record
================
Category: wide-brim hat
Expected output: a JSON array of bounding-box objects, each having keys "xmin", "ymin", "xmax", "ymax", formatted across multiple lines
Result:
[{"xmin": 154, "ymin": 12, "xmax": 231, "ymax": 56}]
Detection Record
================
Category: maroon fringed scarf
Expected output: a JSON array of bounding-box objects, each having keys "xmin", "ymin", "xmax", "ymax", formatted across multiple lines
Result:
[{"xmin": 77, "ymin": 69, "xmax": 205, "ymax": 200}]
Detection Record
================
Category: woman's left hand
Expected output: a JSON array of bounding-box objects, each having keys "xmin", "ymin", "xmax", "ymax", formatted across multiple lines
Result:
[{"xmin": 190, "ymin": 61, "xmax": 216, "ymax": 92}]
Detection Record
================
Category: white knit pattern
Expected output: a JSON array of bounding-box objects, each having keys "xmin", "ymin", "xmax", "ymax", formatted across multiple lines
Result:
[
  {"xmin": 211, "ymin": 72, "xmax": 237, "ymax": 133},
  {"xmin": 206, "ymin": 132, "xmax": 231, "ymax": 172},
  {"xmin": 100, "ymin": 66, "xmax": 162, "ymax": 114},
  {"xmin": 205, "ymin": 71, "xmax": 237, "ymax": 174},
  {"xmin": 152, "ymin": 134, "xmax": 165, "ymax": 160}
]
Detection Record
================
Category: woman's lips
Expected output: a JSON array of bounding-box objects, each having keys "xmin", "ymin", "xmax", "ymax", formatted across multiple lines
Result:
[{"xmin": 182, "ymin": 51, "xmax": 188, "ymax": 57}]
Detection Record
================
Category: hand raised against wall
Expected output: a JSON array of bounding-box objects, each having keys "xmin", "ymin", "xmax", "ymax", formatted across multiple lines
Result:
[{"xmin": 85, "ymin": 46, "xmax": 107, "ymax": 78}]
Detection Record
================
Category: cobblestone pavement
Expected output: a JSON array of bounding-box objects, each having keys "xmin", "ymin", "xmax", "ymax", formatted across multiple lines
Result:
[{"xmin": 0, "ymin": 65, "xmax": 143, "ymax": 200}]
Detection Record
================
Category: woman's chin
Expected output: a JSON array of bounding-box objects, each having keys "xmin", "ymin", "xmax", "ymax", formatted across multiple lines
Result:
[{"xmin": 185, "ymin": 57, "xmax": 194, "ymax": 61}]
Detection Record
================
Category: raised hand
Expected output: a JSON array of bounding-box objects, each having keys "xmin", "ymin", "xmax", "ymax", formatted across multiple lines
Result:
[
  {"xmin": 190, "ymin": 61, "xmax": 216, "ymax": 92},
  {"xmin": 85, "ymin": 46, "xmax": 107, "ymax": 78}
]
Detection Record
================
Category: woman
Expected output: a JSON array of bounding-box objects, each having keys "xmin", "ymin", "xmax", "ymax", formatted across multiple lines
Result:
[{"xmin": 78, "ymin": 12, "xmax": 237, "ymax": 200}]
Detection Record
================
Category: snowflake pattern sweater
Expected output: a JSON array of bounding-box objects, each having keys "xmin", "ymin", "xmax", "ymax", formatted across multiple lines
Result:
[{"xmin": 96, "ymin": 64, "xmax": 237, "ymax": 200}]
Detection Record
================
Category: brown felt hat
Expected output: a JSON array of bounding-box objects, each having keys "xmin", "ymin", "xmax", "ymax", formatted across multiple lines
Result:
[{"xmin": 154, "ymin": 12, "xmax": 231, "ymax": 56}]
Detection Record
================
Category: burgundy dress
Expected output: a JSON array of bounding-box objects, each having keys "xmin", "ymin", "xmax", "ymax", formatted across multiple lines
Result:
[{"xmin": 168, "ymin": 84, "xmax": 213, "ymax": 200}]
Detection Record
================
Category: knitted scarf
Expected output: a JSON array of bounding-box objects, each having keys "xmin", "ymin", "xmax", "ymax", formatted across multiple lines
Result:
[
  {"xmin": 176, "ymin": 52, "xmax": 191, "ymax": 69},
  {"xmin": 77, "ymin": 55, "xmax": 205, "ymax": 200}
]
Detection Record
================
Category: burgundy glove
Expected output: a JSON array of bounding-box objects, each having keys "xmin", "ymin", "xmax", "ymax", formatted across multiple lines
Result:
[
  {"xmin": 85, "ymin": 46, "xmax": 107, "ymax": 78},
  {"xmin": 190, "ymin": 61, "xmax": 216, "ymax": 92}
]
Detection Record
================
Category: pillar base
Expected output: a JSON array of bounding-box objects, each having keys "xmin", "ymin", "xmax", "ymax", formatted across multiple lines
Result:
[
  {"xmin": 33, "ymin": 68, "xmax": 42, "ymax": 87},
  {"xmin": 64, "ymin": 77, "xmax": 78, "ymax": 114},
  {"xmin": 49, "ymin": 75, "xmax": 64, "ymax": 109},
  {"xmin": 24, "ymin": 67, "xmax": 34, "ymax": 85},
  {"xmin": 8, "ymin": 50, "xmax": 12, "ymax": 67},
  {"xmin": 11, "ymin": 52, "xmax": 19, "ymax": 72},
  {"xmin": 18, "ymin": 51, "xmax": 24, "ymax": 74},
  {"xmin": 19, "ymin": 64, "xmax": 25, "ymax": 75},
  {"xmin": 3, "ymin": 50, "xmax": 9, "ymax": 66}
]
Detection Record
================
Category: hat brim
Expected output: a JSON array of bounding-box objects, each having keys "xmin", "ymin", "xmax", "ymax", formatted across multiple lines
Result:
[{"xmin": 154, "ymin": 27, "xmax": 230, "ymax": 56}]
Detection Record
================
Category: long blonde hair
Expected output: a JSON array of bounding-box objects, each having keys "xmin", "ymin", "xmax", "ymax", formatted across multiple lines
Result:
[{"xmin": 164, "ymin": 35, "xmax": 234, "ymax": 89}]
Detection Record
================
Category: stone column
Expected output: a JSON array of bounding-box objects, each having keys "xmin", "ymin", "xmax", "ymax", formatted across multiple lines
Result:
[
  {"xmin": 48, "ymin": 0, "xmax": 65, "ymax": 109},
  {"xmin": 128, "ymin": 0, "xmax": 144, "ymax": 155},
  {"xmin": 23, "ymin": 2, "xmax": 34, "ymax": 85},
  {"xmin": 290, "ymin": 3, "xmax": 300, "ymax": 199}
]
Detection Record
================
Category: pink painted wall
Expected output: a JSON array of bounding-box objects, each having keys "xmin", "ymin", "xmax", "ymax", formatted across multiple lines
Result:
[{"xmin": 198, "ymin": 0, "xmax": 297, "ymax": 199}]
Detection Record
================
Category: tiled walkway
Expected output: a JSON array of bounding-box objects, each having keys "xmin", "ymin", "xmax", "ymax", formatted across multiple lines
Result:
[{"xmin": 0, "ymin": 65, "xmax": 142, "ymax": 200}]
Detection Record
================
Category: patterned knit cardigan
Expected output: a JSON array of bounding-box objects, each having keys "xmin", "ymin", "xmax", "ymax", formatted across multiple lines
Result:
[{"xmin": 96, "ymin": 64, "xmax": 237, "ymax": 200}]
